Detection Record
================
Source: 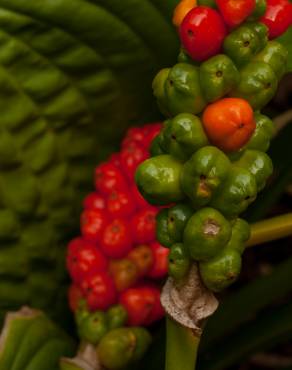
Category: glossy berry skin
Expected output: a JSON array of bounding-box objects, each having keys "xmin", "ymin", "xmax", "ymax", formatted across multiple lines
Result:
[
  {"xmin": 107, "ymin": 190, "xmax": 136, "ymax": 218},
  {"xmin": 81, "ymin": 209, "xmax": 109, "ymax": 243},
  {"xmin": 216, "ymin": 0, "xmax": 256, "ymax": 28},
  {"xmin": 67, "ymin": 240, "xmax": 108, "ymax": 283},
  {"xmin": 95, "ymin": 162, "xmax": 128, "ymax": 195},
  {"xmin": 83, "ymin": 192, "xmax": 106, "ymax": 211},
  {"xmin": 202, "ymin": 98, "xmax": 256, "ymax": 152},
  {"xmin": 81, "ymin": 272, "xmax": 117, "ymax": 311},
  {"xmin": 131, "ymin": 208, "xmax": 158, "ymax": 244},
  {"xmin": 119, "ymin": 286, "xmax": 164, "ymax": 326},
  {"xmin": 101, "ymin": 218, "xmax": 133, "ymax": 259},
  {"xmin": 148, "ymin": 242, "xmax": 170, "ymax": 279},
  {"xmin": 179, "ymin": 6, "xmax": 227, "ymax": 62},
  {"xmin": 120, "ymin": 142, "xmax": 149, "ymax": 181},
  {"xmin": 260, "ymin": 0, "xmax": 292, "ymax": 39}
]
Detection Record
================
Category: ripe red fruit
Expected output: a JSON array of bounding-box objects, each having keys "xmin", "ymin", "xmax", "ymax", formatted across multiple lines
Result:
[
  {"xmin": 120, "ymin": 142, "xmax": 148, "ymax": 181},
  {"xmin": 81, "ymin": 209, "xmax": 109, "ymax": 243},
  {"xmin": 131, "ymin": 208, "xmax": 158, "ymax": 244},
  {"xmin": 120, "ymin": 285, "xmax": 164, "ymax": 326},
  {"xmin": 101, "ymin": 218, "xmax": 133, "ymax": 259},
  {"xmin": 68, "ymin": 284, "xmax": 84, "ymax": 312},
  {"xmin": 128, "ymin": 245, "xmax": 154, "ymax": 277},
  {"xmin": 83, "ymin": 192, "xmax": 106, "ymax": 211},
  {"xmin": 179, "ymin": 6, "xmax": 227, "ymax": 62},
  {"xmin": 94, "ymin": 162, "xmax": 128, "ymax": 195},
  {"xmin": 148, "ymin": 242, "xmax": 169, "ymax": 279},
  {"xmin": 131, "ymin": 184, "xmax": 151, "ymax": 209},
  {"xmin": 216, "ymin": 0, "xmax": 256, "ymax": 28},
  {"xmin": 81, "ymin": 272, "xmax": 117, "ymax": 311},
  {"xmin": 202, "ymin": 98, "xmax": 256, "ymax": 152},
  {"xmin": 108, "ymin": 152, "xmax": 121, "ymax": 167},
  {"xmin": 67, "ymin": 241, "xmax": 108, "ymax": 283},
  {"xmin": 260, "ymin": 0, "xmax": 292, "ymax": 39},
  {"xmin": 107, "ymin": 190, "xmax": 136, "ymax": 218},
  {"xmin": 122, "ymin": 127, "xmax": 145, "ymax": 149}
]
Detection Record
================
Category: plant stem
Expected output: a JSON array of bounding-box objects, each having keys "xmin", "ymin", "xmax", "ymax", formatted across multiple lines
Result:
[
  {"xmin": 247, "ymin": 213, "xmax": 292, "ymax": 247},
  {"xmin": 165, "ymin": 316, "xmax": 200, "ymax": 370}
]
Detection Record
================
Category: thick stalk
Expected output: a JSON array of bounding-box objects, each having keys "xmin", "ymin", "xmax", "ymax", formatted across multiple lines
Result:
[
  {"xmin": 165, "ymin": 316, "xmax": 200, "ymax": 370},
  {"xmin": 247, "ymin": 213, "xmax": 292, "ymax": 247}
]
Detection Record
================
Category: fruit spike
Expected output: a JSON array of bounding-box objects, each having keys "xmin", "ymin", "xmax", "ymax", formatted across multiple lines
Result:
[
  {"xmin": 136, "ymin": 0, "xmax": 288, "ymax": 293},
  {"xmin": 66, "ymin": 123, "xmax": 170, "ymax": 352}
]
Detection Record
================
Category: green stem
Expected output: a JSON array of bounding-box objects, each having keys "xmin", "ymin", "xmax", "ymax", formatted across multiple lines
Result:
[
  {"xmin": 165, "ymin": 316, "xmax": 200, "ymax": 370},
  {"xmin": 247, "ymin": 213, "xmax": 292, "ymax": 247}
]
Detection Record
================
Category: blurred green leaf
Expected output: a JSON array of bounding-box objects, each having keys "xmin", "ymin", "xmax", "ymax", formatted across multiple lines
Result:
[{"xmin": 199, "ymin": 302, "xmax": 292, "ymax": 370}]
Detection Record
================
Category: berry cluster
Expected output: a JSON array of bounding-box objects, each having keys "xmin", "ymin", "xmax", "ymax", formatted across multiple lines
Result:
[
  {"xmin": 136, "ymin": 0, "xmax": 291, "ymax": 292},
  {"xmin": 66, "ymin": 123, "xmax": 169, "ymax": 351}
]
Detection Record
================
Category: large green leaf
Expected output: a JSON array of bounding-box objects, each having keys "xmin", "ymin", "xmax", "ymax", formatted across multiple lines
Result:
[{"xmin": 0, "ymin": 0, "xmax": 179, "ymax": 323}]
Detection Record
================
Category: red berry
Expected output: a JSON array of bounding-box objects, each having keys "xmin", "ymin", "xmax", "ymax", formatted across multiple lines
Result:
[
  {"xmin": 122, "ymin": 127, "xmax": 145, "ymax": 148},
  {"xmin": 101, "ymin": 218, "xmax": 133, "ymax": 259},
  {"xmin": 260, "ymin": 0, "xmax": 292, "ymax": 39},
  {"xmin": 119, "ymin": 285, "xmax": 164, "ymax": 326},
  {"xmin": 120, "ymin": 142, "xmax": 148, "ymax": 181},
  {"xmin": 83, "ymin": 192, "xmax": 106, "ymax": 211},
  {"xmin": 68, "ymin": 284, "xmax": 84, "ymax": 312},
  {"xmin": 95, "ymin": 162, "xmax": 128, "ymax": 195},
  {"xmin": 81, "ymin": 209, "xmax": 109, "ymax": 243},
  {"xmin": 67, "ymin": 241, "xmax": 108, "ymax": 283},
  {"xmin": 107, "ymin": 190, "xmax": 136, "ymax": 218},
  {"xmin": 216, "ymin": 0, "xmax": 256, "ymax": 28},
  {"xmin": 148, "ymin": 242, "xmax": 169, "ymax": 279},
  {"xmin": 67, "ymin": 237, "xmax": 87, "ymax": 255},
  {"xmin": 108, "ymin": 152, "xmax": 121, "ymax": 167},
  {"xmin": 179, "ymin": 6, "xmax": 227, "ymax": 62},
  {"xmin": 131, "ymin": 208, "xmax": 158, "ymax": 244},
  {"xmin": 131, "ymin": 184, "xmax": 151, "ymax": 209},
  {"xmin": 81, "ymin": 272, "xmax": 117, "ymax": 311}
]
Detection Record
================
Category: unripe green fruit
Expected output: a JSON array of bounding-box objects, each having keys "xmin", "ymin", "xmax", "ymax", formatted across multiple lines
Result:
[
  {"xmin": 223, "ymin": 24, "xmax": 265, "ymax": 67},
  {"xmin": 78, "ymin": 311, "xmax": 108, "ymax": 345},
  {"xmin": 98, "ymin": 327, "xmax": 151, "ymax": 370},
  {"xmin": 135, "ymin": 155, "xmax": 185, "ymax": 205},
  {"xmin": 160, "ymin": 113, "xmax": 208, "ymax": 161},
  {"xmin": 245, "ymin": 112, "xmax": 275, "ymax": 152},
  {"xmin": 152, "ymin": 68, "xmax": 171, "ymax": 117},
  {"xmin": 150, "ymin": 134, "xmax": 166, "ymax": 157},
  {"xmin": 210, "ymin": 166, "xmax": 258, "ymax": 219},
  {"xmin": 199, "ymin": 249, "xmax": 242, "ymax": 292},
  {"xmin": 231, "ymin": 61, "xmax": 278, "ymax": 110},
  {"xmin": 164, "ymin": 63, "xmax": 207, "ymax": 116},
  {"xmin": 226, "ymin": 218, "xmax": 251, "ymax": 254},
  {"xmin": 248, "ymin": 0, "xmax": 267, "ymax": 21},
  {"xmin": 156, "ymin": 203, "xmax": 194, "ymax": 247},
  {"xmin": 235, "ymin": 150, "xmax": 273, "ymax": 191},
  {"xmin": 181, "ymin": 146, "xmax": 231, "ymax": 208},
  {"xmin": 254, "ymin": 41, "xmax": 288, "ymax": 80},
  {"xmin": 107, "ymin": 305, "xmax": 128, "ymax": 330},
  {"xmin": 199, "ymin": 54, "xmax": 240, "ymax": 102},
  {"xmin": 183, "ymin": 207, "xmax": 232, "ymax": 262},
  {"xmin": 169, "ymin": 243, "xmax": 191, "ymax": 281}
]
